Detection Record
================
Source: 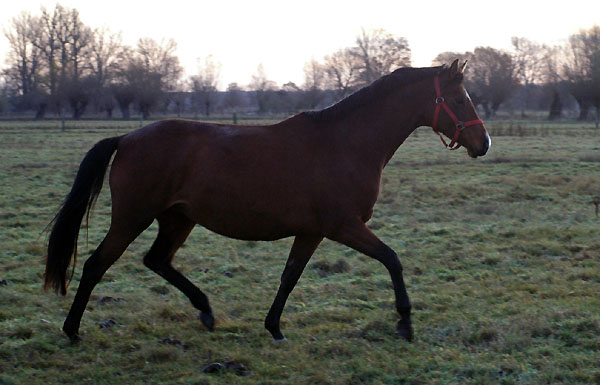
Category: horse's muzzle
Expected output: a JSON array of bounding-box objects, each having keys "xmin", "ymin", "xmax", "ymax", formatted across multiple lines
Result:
[{"xmin": 469, "ymin": 132, "xmax": 491, "ymax": 158}]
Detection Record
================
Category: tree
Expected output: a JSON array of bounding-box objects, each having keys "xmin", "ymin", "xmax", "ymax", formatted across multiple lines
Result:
[
  {"xmin": 52, "ymin": 5, "xmax": 91, "ymax": 118},
  {"xmin": 564, "ymin": 26, "xmax": 600, "ymax": 122},
  {"xmin": 2, "ymin": 12, "xmax": 44, "ymax": 113},
  {"xmin": 301, "ymin": 59, "xmax": 326, "ymax": 110},
  {"xmin": 511, "ymin": 37, "xmax": 547, "ymax": 116},
  {"xmin": 541, "ymin": 45, "xmax": 565, "ymax": 120},
  {"xmin": 468, "ymin": 47, "xmax": 519, "ymax": 117},
  {"xmin": 26, "ymin": 4, "xmax": 94, "ymax": 118},
  {"xmin": 323, "ymin": 48, "xmax": 361, "ymax": 99},
  {"xmin": 88, "ymin": 28, "xmax": 122, "ymax": 118},
  {"xmin": 190, "ymin": 55, "xmax": 221, "ymax": 117},
  {"xmin": 352, "ymin": 28, "xmax": 411, "ymax": 85},
  {"xmin": 111, "ymin": 38, "xmax": 182, "ymax": 119},
  {"xmin": 132, "ymin": 38, "xmax": 182, "ymax": 117},
  {"xmin": 88, "ymin": 28, "xmax": 121, "ymax": 87},
  {"xmin": 128, "ymin": 62, "xmax": 162, "ymax": 119},
  {"xmin": 111, "ymin": 82, "xmax": 135, "ymax": 119},
  {"xmin": 30, "ymin": 6, "xmax": 61, "ymax": 112},
  {"xmin": 248, "ymin": 64, "xmax": 277, "ymax": 114},
  {"xmin": 223, "ymin": 82, "xmax": 246, "ymax": 112},
  {"xmin": 135, "ymin": 37, "xmax": 182, "ymax": 93},
  {"xmin": 63, "ymin": 75, "xmax": 94, "ymax": 119}
]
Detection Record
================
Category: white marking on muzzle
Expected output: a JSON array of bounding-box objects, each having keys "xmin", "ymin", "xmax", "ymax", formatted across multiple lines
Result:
[{"xmin": 486, "ymin": 132, "xmax": 491, "ymax": 150}]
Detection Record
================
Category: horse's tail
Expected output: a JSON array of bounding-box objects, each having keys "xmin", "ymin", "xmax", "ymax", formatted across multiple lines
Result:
[{"xmin": 44, "ymin": 136, "xmax": 122, "ymax": 295}]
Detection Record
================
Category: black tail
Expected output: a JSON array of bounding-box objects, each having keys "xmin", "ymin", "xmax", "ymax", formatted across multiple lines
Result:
[{"xmin": 45, "ymin": 136, "xmax": 122, "ymax": 295}]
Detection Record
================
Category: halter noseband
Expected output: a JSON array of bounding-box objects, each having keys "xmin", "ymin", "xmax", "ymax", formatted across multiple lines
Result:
[{"xmin": 432, "ymin": 74, "xmax": 484, "ymax": 150}]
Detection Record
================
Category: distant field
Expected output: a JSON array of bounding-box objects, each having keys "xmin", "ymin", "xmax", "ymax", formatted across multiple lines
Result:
[{"xmin": 0, "ymin": 120, "xmax": 598, "ymax": 384}]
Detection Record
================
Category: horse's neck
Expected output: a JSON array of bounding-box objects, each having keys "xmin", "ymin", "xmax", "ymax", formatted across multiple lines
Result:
[{"xmin": 336, "ymin": 85, "xmax": 425, "ymax": 169}]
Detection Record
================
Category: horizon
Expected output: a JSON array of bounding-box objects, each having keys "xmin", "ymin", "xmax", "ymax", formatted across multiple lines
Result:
[{"xmin": 1, "ymin": 0, "xmax": 598, "ymax": 89}]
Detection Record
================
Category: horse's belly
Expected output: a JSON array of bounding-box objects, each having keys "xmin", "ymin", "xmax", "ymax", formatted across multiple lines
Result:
[{"xmin": 177, "ymin": 198, "xmax": 307, "ymax": 241}]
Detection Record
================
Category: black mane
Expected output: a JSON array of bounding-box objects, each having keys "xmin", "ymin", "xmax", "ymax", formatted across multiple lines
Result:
[{"xmin": 302, "ymin": 65, "xmax": 445, "ymax": 122}]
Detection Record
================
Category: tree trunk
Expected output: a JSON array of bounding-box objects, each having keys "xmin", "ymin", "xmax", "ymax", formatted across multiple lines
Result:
[
  {"xmin": 119, "ymin": 103, "xmax": 130, "ymax": 119},
  {"xmin": 574, "ymin": 96, "xmax": 589, "ymax": 120},
  {"xmin": 578, "ymin": 105, "xmax": 589, "ymax": 121},
  {"xmin": 35, "ymin": 103, "xmax": 47, "ymax": 120},
  {"xmin": 548, "ymin": 91, "xmax": 562, "ymax": 120}
]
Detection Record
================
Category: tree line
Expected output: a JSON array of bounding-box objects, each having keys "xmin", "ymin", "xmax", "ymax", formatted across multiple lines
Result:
[{"xmin": 1, "ymin": 4, "xmax": 599, "ymax": 121}]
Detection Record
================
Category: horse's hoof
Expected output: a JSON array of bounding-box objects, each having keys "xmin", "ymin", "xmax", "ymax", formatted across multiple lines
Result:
[
  {"xmin": 267, "ymin": 327, "xmax": 286, "ymax": 341},
  {"xmin": 199, "ymin": 312, "xmax": 215, "ymax": 331},
  {"xmin": 67, "ymin": 333, "xmax": 82, "ymax": 344},
  {"xmin": 396, "ymin": 321, "xmax": 414, "ymax": 342},
  {"xmin": 63, "ymin": 323, "xmax": 81, "ymax": 343}
]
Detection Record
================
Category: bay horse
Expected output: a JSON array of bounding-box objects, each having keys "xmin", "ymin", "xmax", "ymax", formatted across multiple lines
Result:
[{"xmin": 45, "ymin": 59, "xmax": 490, "ymax": 343}]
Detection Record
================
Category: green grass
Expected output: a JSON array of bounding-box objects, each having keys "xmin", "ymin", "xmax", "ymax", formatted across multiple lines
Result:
[{"xmin": 0, "ymin": 120, "xmax": 599, "ymax": 384}]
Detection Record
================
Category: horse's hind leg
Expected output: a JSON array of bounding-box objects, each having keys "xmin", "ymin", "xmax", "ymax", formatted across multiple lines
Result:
[
  {"xmin": 143, "ymin": 209, "xmax": 214, "ymax": 330},
  {"xmin": 63, "ymin": 222, "xmax": 150, "ymax": 341}
]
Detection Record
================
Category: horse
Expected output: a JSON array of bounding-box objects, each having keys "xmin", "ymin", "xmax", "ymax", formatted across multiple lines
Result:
[{"xmin": 45, "ymin": 59, "xmax": 490, "ymax": 343}]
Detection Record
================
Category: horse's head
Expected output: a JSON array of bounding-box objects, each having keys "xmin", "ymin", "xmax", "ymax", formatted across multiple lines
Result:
[{"xmin": 428, "ymin": 59, "xmax": 490, "ymax": 158}]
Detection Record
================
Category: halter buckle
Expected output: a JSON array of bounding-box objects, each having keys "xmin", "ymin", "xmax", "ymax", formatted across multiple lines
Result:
[
  {"xmin": 435, "ymin": 97, "xmax": 445, "ymax": 104},
  {"xmin": 456, "ymin": 122, "xmax": 465, "ymax": 130}
]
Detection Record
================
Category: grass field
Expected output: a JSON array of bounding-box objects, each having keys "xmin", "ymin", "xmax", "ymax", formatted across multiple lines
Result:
[{"xmin": 0, "ymin": 119, "xmax": 599, "ymax": 384}]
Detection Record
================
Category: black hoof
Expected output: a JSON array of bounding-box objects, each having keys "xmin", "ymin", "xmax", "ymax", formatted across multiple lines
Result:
[
  {"xmin": 199, "ymin": 312, "xmax": 215, "ymax": 331},
  {"xmin": 66, "ymin": 332, "xmax": 82, "ymax": 344},
  {"xmin": 396, "ymin": 321, "xmax": 414, "ymax": 342},
  {"xmin": 266, "ymin": 325, "xmax": 286, "ymax": 341},
  {"xmin": 63, "ymin": 323, "xmax": 81, "ymax": 343}
]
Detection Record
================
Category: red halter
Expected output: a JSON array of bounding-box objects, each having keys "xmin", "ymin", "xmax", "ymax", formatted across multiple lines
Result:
[{"xmin": 432, "ymin": 74, "xmax": 484, "ymax": 150}]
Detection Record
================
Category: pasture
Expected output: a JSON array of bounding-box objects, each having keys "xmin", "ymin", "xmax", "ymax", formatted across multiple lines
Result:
[{"xmin": 0, "ymin": 119, "xmax": 598, "ymax": 384}]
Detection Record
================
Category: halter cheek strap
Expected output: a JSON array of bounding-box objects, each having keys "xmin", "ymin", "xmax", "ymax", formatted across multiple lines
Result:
[{"xmin": 432, "ymin": 74, "xmax": 484, "ymax": 150}]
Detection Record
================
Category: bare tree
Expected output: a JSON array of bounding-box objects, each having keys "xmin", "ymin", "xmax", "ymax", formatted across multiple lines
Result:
[
  {"xmin": 353, "ymin": 28, "xmax": 411, "ymax": 85},
  {"xmin": 323, "ymin": 48, "xmax": 361, "ymax": 99},
  {"xmin": 248, "ymin": 64, "xmax": 277, "ymax": 114},
  {"xmin": 29, "ymin": 6, "xmax": 62, "ymax": 115},
  {"xmin": 53, "ymin": 5, "xmax": 92, "ymax": 118},
  {"xmin": 67, "ymin": 9, "xmax": 92, "ymax": 82},
  {"xmin": 301, "ymin": 59, "xmax": 326, "ymax": 109},
  {"xmin": 190, "ymin": 55, "xmax": 221, "ymax": 117},
  {"xmin": 511, "ymin": 37, "xmax": 547, "ymax": 116},
  {"xmin": 540, "ymin": 45, "xmax": 565, "ymax": 120},
  {"xmin": 468, "ymin": 47, "xmax": 519, "ymax": 117},
  {"xmin": 135, "ymin": 37, "xmax": 182, "ymax": 93},
  {"xmin": 2, "ymin": 12, "xmax": 44, "ymax": 113},
  {"xmin": 111, "ymin": 38, "xmax": 183, "ymax": 118},
  {"xmin": 88, "ymin": 28, "xmax": 122, "ymax": 118},
  {"xmin": 564, "ymin": 26, "xmax": 600, "ymax": 122},
  {"xmin": 88, "ymin": 28, "xmax": 121, "ymax": 86},
  {"xmin": 110, "ymin": 46, "xmax": 136, "ymax": 119}
]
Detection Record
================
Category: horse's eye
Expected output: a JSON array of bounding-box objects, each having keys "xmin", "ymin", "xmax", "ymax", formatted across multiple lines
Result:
[{"xmin": 455, "ymin": 98, "xmax": 465, "ymax": 104}]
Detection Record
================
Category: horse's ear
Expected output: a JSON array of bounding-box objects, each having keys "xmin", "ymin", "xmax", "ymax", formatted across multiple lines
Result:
[
  {"xmin": 460, "ymin": 60, "xmax": 468, "ymax": 73},
  {"xmin": 449, "ymin": 59, "xmax": 460, "ymax": 79}
]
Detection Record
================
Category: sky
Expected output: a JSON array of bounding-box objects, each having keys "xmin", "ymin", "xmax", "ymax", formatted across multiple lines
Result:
[{"xmin": 1, "ymin": 0, "xmax": 598, "ymax": 89}]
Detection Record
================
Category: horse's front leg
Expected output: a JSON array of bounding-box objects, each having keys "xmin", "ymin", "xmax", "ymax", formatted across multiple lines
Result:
[
  {"xmin": 264, "ymin": 235, "xmax": 323, "ymax": 341},
  {"xmin": 329, "ymin": 221, "xmax": 413, "ymax": 341}
]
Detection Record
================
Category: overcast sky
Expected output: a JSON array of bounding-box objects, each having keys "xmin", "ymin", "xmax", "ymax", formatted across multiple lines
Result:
[{"xmin": 1, "ymin": 0, "xmax": 598, "ymax": 89}]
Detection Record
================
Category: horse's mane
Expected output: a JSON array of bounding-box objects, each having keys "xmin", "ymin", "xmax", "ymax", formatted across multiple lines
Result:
[{"xmin": 302, "ymin": 65, "xmax": 445, "ymax": 122}]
